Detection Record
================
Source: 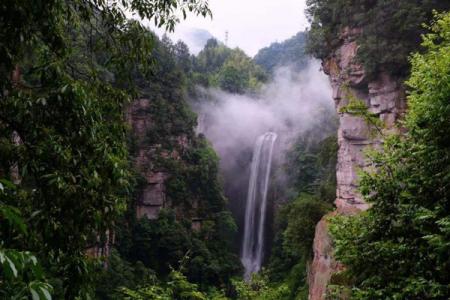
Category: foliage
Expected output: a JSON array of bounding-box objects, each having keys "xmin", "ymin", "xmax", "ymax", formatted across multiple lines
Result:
[
  {"xmin": 328, "ymin": 12, "xmax": 450, "ymax": 299},
  {"xmin": 162, "ymin": 138, "xmax": 226, "ymax": 212},
  {"xmin": 118, "ymin": 206, "xmax": 239, "ymax": 290},
  {"xmin": 0, "ymin": 180, "xmax": 52, "ymax": 299},
  {"xmin": 232, "ymin": 272, "xmax": 289, "ymax": 300},
  {"xmin": 283, "ymin": 194, "xmax": 332, "ymax": 258},
  {"xmin": 191, "ymin": 39, "xmax": 268, "ymax": 94},
  {"xmin": 119, "ymin": 270, "xmax": 234, "ymax": 300},
  {"xmin": 254, "ymin": 32, "xmax": 309, "ymax": 74},
  {"xmin": 306, "ymin": 0, "xmax": 450, "ymax": 78},
  {"xmin": 120, "ymin": 269, "xmax": 209, "ymax": 300},
  {"xmin": 266, "ymin": 194, "xmax": 331, "ymax": 300},
  {"xmin": 137, "ymin": 36, "xmax": 198, "ymax": 150},
  {"xmin": 284, "ymin": 134, "xmax": 338, "ymax": 203},
  {"xmin": 0, "ymin": 0, "xmax": 211, "ymax": 298},
  {"xmin": 95, "ymin": 250, "xmax": 156, "ymax": 299}
]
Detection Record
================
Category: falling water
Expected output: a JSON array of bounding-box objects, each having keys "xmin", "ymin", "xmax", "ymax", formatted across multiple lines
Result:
[{"xmin": 241, "ymin": 132, "xmax": 277, "ymax": 280}]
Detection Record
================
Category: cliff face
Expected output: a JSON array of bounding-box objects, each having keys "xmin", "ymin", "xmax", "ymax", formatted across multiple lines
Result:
[
  {"xmin": 127, "ymin": 99, "xmax": 162, "ymax": 219},
  {"xmin": 127, "ymin": 98, "xmax": 190, "ymax": 220},
  {"xmin": 308, "ymin": 28, "xmax": 406, "ymax": 299},
  {"xmin": 87, "ymin": 99, "xmax": 169, "ymax": 258},
  {"xmin": 127, "ymin": 99, "xmax": 168, "ymax": 219},
  {"xmin": 126, "ymin": 98, "xmax": 211, "ymax": 233}
]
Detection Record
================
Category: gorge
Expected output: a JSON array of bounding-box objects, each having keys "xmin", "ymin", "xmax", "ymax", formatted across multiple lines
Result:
[{"xmin": 1, "ymin": 1, "xmax": 449, "ymax": 300}]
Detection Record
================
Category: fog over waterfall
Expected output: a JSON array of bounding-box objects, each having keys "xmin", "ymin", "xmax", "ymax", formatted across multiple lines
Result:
[
  {"xmin": 194, "ymin": 61, "xmax": 334, "ymax": 168},
  {"xmin": 192, "ymin": 60, "xmax": 334, "ymax": 278},
  {"xmin": 193, "ymin": 61, "xmax": 335, "ymax": 201}
]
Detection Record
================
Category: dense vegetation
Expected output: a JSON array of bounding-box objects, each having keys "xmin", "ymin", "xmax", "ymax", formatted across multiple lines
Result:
[
  {"xmin": 6, "ymin": 1, "xmax": 448, "ymax": 299},
  {"xmin": 94, "ymin": 35, "xmax": 240, "ymax": 299},
  {"xmin": 306, "ymin": 0, "xmax": 450, "ymax": 78},
  {"xmin": 328, "ymin": 12, "xmax": 450, "ymax": 299},
  {"xmin": 0, "ymin": 0, "xmax": 333, "ymax": 295},
  {"xmin": 190, "ymin": 38, "xmax": 268, "ymax": 94},
  {"xmin": 254, "ymin": 32, "xmax": 309, "ymax": 74},
  {"xmin": 0, "ymin": 1, "xmax": 237, "ymax": 299}
]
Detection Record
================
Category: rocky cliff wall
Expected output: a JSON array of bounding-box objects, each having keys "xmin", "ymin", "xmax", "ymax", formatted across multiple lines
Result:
[
  {"xmin": 126, "ymin": 98, "xmax": 205, "ymax": 225},
  {"xmin": 308, "ymin": 28, "xmax": 406, "ymax": 300},
  {"xmin": 127, "ymin": 99, "xmax": 169, "ymax": 219}
]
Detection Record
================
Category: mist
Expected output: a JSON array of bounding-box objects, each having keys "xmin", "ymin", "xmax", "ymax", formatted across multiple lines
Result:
[
  {"xmin": 189, "ymin": 60, "xmax": 335, "ymax": 233},
  {"xmin": 193, "ymin": 60, "xmax": 335, "ymax": 170}
]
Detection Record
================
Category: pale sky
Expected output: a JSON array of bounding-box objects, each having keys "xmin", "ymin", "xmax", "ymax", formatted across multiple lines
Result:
[{"xmin": 149, "ymin": 0, "xmax": 309, "ymax": 56}]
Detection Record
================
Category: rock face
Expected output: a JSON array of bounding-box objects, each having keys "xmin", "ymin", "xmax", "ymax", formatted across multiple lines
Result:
[
  {"xmin": 136, "ymin": 171, "xmax": 169, "ymax": 219},
  {"xmin": 86, "ymin": 230, "xmax": 115, "ymax": 261},
  {"xmin": 127, "ymin": 99, "xmax": 171, "ymax": 220},
  {"xmin": 126, "ymin": 99, "xmax": 200, "ymax": 224},
  {"xmin": 308, "ymin": 212, "xmax": 344, "ymax": 300},
  {"xmin": 308, "ymin": 28, "xmax": 406, "ymax": 299}
]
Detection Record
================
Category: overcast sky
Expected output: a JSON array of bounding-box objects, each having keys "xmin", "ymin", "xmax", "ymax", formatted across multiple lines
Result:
[{"xmin": 149, "ymin": 0, "xmax": 309, "ymax": 56}]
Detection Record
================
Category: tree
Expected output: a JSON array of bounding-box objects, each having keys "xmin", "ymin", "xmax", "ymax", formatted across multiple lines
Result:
[
  {"xmin": 0, "ymin": 179, "xmax": 52, "ymax": 300},
  {"xmin": 120, "ymin": 269, "xmax": 212, "ymax": 300},
  {"xmin": 174, "ymin": 40, "xmax": 193, "ymax": 74},
  {"xmin": 192, "ymin": 43, "xmax": 267, "ymax": 94},
  {"xmin": 232, "ymin": 272, "xmax": 289, "ymax": 300}
]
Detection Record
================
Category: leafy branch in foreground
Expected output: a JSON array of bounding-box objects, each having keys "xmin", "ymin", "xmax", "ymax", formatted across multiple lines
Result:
[{"xmin": 0, "ymin": 179, "xmax": 52, "ymax": 300}]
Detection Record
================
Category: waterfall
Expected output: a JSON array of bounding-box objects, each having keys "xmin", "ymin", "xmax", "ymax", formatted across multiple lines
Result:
[
  {"xmin": 241, "ymin": 132, "xmax": 277, "ymax": 280},
  {"xmin": 196, "ymin": 112, "xmax": 206, "ymax": 135}
]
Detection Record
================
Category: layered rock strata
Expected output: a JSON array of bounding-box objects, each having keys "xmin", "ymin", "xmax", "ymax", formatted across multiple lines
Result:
[{"xmin": 308, "ymin": 28, "xmax": 406, "ymax": 299}]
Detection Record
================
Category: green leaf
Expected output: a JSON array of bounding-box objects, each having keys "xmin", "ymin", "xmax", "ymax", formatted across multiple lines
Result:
[
  {"xmin": 30, "ymin": 288, "xmax": 40, "ymax": 300},
  {"xmin": 6, "ymin": 256, "xmax": 18, "ymax": 277},
  {"xmin": 40, "ymin": 286, "xmax": 52, "ymax": 300},
  {"xmin": 0, "ymin": 205, "xmax": 27, "ymax": 235}
]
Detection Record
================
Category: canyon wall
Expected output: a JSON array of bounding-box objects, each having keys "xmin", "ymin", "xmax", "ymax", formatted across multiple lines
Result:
[
  {"xmin": 308, "ymin": 28, "xmax": 406, "ymax": 299},
  {"xmin": 126, "ymin": 98, "xmax": 204, "ymax": 228},
  {"xmin": 127, "ymin": 99, "xmax": 192, "ymax": 220},
  {"xmin": 127, "ymin": 99, "xmax": 170, "ymax": 219}
]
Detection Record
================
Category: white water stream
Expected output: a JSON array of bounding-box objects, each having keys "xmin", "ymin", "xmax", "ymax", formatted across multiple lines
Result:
[{"xmin": 241, "ymin": 132, "xmax": 277, "ymax": 280}]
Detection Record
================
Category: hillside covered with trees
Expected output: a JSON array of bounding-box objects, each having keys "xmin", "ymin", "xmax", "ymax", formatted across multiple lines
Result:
[
  {"xmin": 254, "ymin": 32, "xmax": 308, "ymax": 74},
  {"xmin": 190, "ymin": 38, "xmax": 268, "ymax": 94}
]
